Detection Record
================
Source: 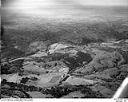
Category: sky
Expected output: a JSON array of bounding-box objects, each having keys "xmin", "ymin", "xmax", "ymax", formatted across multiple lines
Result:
[
  {"xmin": 3, "ymin": 0, "xmax": 128, "ymax": 7},
  {"xmin": 2, "ymin": 0, "xmax": 127, "ymax": 13},
  {"xmin": 1, "ymin": 0, "xmax": 128, "ymax": 33},
  {"xmin": 2, "ymin": 0, "xmax": 128, "ymax": 22},
  {"xmin": 76, "ymin": 0, "xmax": 128, "ymax": 6}
]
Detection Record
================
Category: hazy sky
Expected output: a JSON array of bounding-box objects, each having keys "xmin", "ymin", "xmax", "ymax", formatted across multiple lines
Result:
[
  {"xmin": 77, "ymin": 0, "xmax": 128, "ymax": 6},
  {"xmin": 2, "ymin": 0, "xmax": 128, "ymax": 27},
  {"xmin": 2, "ymin": 0, "xmax": 128, "ymax": 18},
  {"xmin": 3, "ymin": 0, "xmax": 128, "ymax": 7}
]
